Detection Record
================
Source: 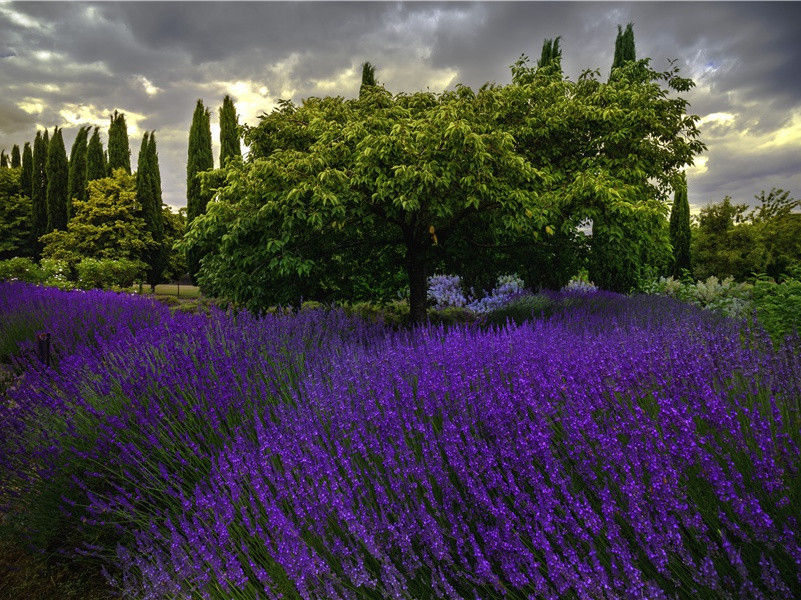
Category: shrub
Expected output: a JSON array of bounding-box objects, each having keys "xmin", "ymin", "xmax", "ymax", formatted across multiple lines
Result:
[
  {"xmin": 753, "ymin": 276, "xmax": 801, "ymax": 343},
  {"xmin": 0, "ymin": 257, "xmax": 44, "ymax": 283},
  {"xmin": 480, "ymin": 293, "xmax": 554, "ymax": 327},
  {"xmin": 75, "ymin": 258, "xmax": 146, "ymax": 290}
]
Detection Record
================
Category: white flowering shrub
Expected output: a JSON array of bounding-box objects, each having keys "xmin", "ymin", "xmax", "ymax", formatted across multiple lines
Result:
[
  {"xmin": 562, "ymin": 276, "xmax": 598, "ymax": 294},
  {"xmin": 643, "ymin": 275, "xmax": 754, "ymax": 320},
  {"xmin": 427, "ymin": 274, "xmax": 468, "ymax": 310},
  {"xmin": 427, "ymin": 273, "xmax": 526, "ymax": 314}
]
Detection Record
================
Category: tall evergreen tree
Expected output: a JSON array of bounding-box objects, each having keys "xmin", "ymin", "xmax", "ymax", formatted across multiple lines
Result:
[
  {"xmin": 31, "ymin": 130, "xmax": 49, "ymax": 248},
  {"xmin": 46, "ymin": 128, "xmax": 69, "ymax": 232},
  {"xmin": 0, "ymin": 151, "xmax": 7, "ymax": 168},
  {"xmin": 137, "ymin": 132, "xmax": 166, "ymax": 290},
  {"xmin": 10, "ymin": 145, "xmax": 20, "ymax": 168},
  {"xmin": 107, "ymin": 110, "xmax": 131, "ymax": 173},
  {"xmin": 669, "ymin": 172, "xmax": 692, "ymax": 277},
  {"xmin": 360, "ymin": 62, "xmax": 377, "ymax": 97},
  {"xmin": 610, "ymin": 23, "xmax": 636, "ymax": 76},
  {"xmin": 67, "ymin": 126, "xmax": 90, "ymax": 218},
  {"xmin": 86, "ymin": 127, "xmax": 107, "ymax": 182},
  {"xmin": 219, "ymin": 95, "xmax": 241, "ymax": 166},
  {"xmin": 186, "ymin": 100, "xmax": 213, "ymax": 282},
  {"xmin": 20, "ymin": 142, "xmax": 32, "ymax": 197},
  {"xmin": 537, "ymin": 36, "xmax": 562, "ymax": 72}
]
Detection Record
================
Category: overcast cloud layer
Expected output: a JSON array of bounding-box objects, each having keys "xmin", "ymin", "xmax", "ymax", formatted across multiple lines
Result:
[{"xmin": 1, "ymin": 1, "xmax": 800, "ymax": 212}]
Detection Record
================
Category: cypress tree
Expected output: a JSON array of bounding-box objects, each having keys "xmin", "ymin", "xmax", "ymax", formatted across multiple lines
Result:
[
  {"xmin": 31, "ymin": 130, "xmax": 49, "ymax": 246},
  {"xmin": 186, "ymin": 100, "xmax": 213, "ymax": 282},
  {"xmin": 669, "ymin": 172, "xmax": 692, "ymax": 277},
  {"xmin": 137, "ymin": 132, "xmax": 166, "ymax": 290},
  {"xmin": 611, "ymin": 23, "xmax": 636, "ymax": 77},
  {"xmin": 10, "ymin": 145, "xmax": 20, "ymax": 168},
  {"xmin": 107, "ymin": 110, "xmax": 131, "ymax": 173},
  {"xmin": 46, "ymin": 127, "xmax": 69, "ymax": 232},
  {"xmin": 219, "ymin": 95, "xmax": 241, "ymax": 166},
  {"xmin": 0, "ymin": 151, "xmax": 7, "ymax": 168},
  {"xmin": 67, "ymin": 126, "xmax": 90, "ymax": 218},
  {"xmin": 537, "ymin": 36, "xmax": 562, "ymax": 73},
  {"xmin": 86, "ymin": 127, "xmax": 106, "ymax": 182},
  {"xmin": 20, "ymin": 142, "xmax": 32, "ymax": 197},
  {"xmin": 360, "ymin": 62, "xmax": 377, "ymax": 97}
]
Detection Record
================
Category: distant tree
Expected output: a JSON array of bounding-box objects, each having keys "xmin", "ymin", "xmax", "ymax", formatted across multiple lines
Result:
[
  {"xmin": 10, "ymin": 145, "xmax": 20, "ymax": 168},
  {"xmin": 0, "ymin": 166, "xmax": 33, "ymax": 258},
  {"xmin": 360, "ymin": 62, "xmax": 377, "ymax": 97},
  {"xmin": 0, "ymin": 151, "xmax": 7, "ymax": 168},
  {"xmin": 20, "ymin": 142, "xmax": 32, "ymax": 197},
  {"xmin": 611, "ymin": 23, "xmax": 636, "ymax": 76},
  {"xmin": 86, "ymin": 127, "xmax": 107, "ymax": 182},
  {"xmin": 219, "ymin": 95, "xmax": 241, "ymax": 166},
  {"xmin": 186, "ymin": 99, "xmax": 213, "ymax": 283},
  {"xmin": 136, "ymin": 132, "xmax": 166, "ymax": 290},
  {"xmin": 107, "ymin": 110, "xmax": 131, "ymax": 173},
  {"xmin": 46, "ymin": 128, "xmax": 69, "ymax": 232},
  {"xmin": 669, "ymin": 172, "xmax": 692, "ymax": 277},
  {"xmin": 31, "ymin": 130, "xmax": 49, "ymax": 249},
  {"xmin": 67, "ymin": 126, "xmax": 90, "ymax": 218},
  {"xmin": 40, "ymin": 169, "xmax": 151, "ymax": 270},
  {"xmin": 537, "ymin": 36, "xmax": 562, "ymax": 73}
]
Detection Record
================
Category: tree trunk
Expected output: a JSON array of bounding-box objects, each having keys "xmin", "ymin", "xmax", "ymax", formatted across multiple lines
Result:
[{"xmin": 405, "ymin": 239, "xmax": 428, "ymax": 325}]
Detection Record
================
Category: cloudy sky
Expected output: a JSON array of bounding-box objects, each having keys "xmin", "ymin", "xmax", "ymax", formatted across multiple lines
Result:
[{"xmin": 1, "ymin": 1, "xmax": 799, "ymax": 212}]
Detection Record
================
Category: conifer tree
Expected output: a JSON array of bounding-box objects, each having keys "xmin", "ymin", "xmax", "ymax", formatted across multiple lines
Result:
[
  {"xmin": 10, "ymin": 145, "xmax": 20, "ymax": 168},
  {"xmin": 360, "ymin": 62, "xmax": 377, "ymax": 97},
  {"xmin": 0, "ymin": 151, "xmax": 7, "ymax": 168},
  {"xmin": 219, "ymin": 95, "xmax": 241, "ymax": 166},
  {"xmin": 137, "ymin": 132, "xmax": 166, "ymax": 290},
  {"xmin": 46, "ymin": 128, "xmax": 69, "ymax": 232},
  {"xmin": 86, "ymin": 126, "xmax": 107, "ymax": 182},
  {"xmin": 537, "ymin": 36, "xmax": 562, "ymax": 72},
  {"xmin": 20, "ymin": 142, "xmax": 32, "ymax": 197},
  {"xmin": 669, "ymin": 172, "xmax": 692, "ymax": 277},
  {"xmin": 611, "ymin": 23, "xmax": 636, "ymax": 76},
  {"xmin": 67, "ymin": 126, "xmax": 90, "ymax": 218},
  {"xmin": 31, "ymin": 130, "xmax": 49, "ymax": 246},
  {"xmin": 186, "ymin": 100, "xmax": 213, "ymax": 282},
  {"xmin": 107, "ymin": 110, "xmax": 131, "ymax": 173}
]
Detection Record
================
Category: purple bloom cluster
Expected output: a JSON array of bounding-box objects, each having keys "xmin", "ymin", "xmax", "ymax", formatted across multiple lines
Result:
[{"xmin": 1, "ymin": 281, "xmax": 800, "ymax": 599}]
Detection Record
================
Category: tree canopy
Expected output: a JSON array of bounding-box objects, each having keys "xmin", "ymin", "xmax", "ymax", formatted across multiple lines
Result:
[
  {"xmin": 107, "ymin": 110, "xmax": 131, "ymax": 174},
  {"xmin": 182, "ymin": 54, "xmax": 704, "ymax": 320},
  {"xmin": 45, "ymin": 127, "xmax": 69, "ymax": 232}
]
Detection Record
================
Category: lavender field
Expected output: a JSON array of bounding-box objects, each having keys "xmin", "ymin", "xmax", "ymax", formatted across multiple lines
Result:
[{"xmin": 1, "ymin": 281, "xmax": 800, "ymax": 599}]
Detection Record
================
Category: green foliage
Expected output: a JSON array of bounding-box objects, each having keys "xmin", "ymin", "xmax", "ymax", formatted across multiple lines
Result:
[
  {"xmin": 75, "ymin": 257, "xmax": 145, "ymax": 289},
  {"xmin": 752, "ymin": 275, "xmax": 801, "ymax": 343},
  {"xmin": 643, "ymin": 274, "xmax": 754, "ymax": 321},
  {"xmin": 186, "ymin": 100, "xmax": 214, "ymax": 283},
  {"xmin": 20, "ymin": 142, "xmax": 32, "ymax": 198},
  {"xmin": 611, "ymin": 23, "xmax": 636, "ymax": 76},
  {"xmin": 31, "ymin": 130, "xmax": 49, "ymax": 248},
  {"xmin": 219, "ymin": 95, "xmax": 241, "ymax": 166},
  {"xmin": 136, "ymin": 132, "xmax": 167, "ymax": 288},
  {"xmin": 669, "ymin": 172, "xmax": 691, "ymax": 276},
  {"xmin": 107, "ymin": 111, "xmax": 131, "ymax": 173},
  {"xmin": 692, "ymin": 189, "xmax": 801, "ymax": 281},
  {"xmin": 40, "ymin": 169, "xmax": 153, "ymax": 270},
  {"xmin": 0, "ymin": 150, "xmax": 6, "ymax": 167},
  {"xmin": 0, "ymin": 257, "xmax": 43, "ymax": 283},
  {"xmin": 0, "ymin": 168, "xmax": 33, "ymax": 259},
  {"xmin": 10, "ymin": 144, "xmax": 20, "ymax": 168},
  {"xmin": 67, "ymin": 126, "xmax": 90, "ymax": 217},
  {"xmin": 162, "ymin": 206, "xmax": 187, "ymax": 281},
  {"xmin": 45, "ymin": 128, "xmax": 69, "ymax": 232},
  {"xmin": 86, "ymin": 127, "xmax": 106, "ymax": 182},
  {"xmin": 537, "ymin": 36, "xmax": 562, "ymax": 73}
]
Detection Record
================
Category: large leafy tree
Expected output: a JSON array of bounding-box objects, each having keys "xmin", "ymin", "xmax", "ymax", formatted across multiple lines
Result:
[
  {"xmin": 10, "ymin": 145, "xmax": 20, "ymax": 168},
  {"xmin": 67, "ymin": 126, "xmax": 90, "ymax": 217},
  {"xmin": 107, "ymin": 110, "xmax": 131, "ymax": 173},
  {"xmin": 219, "ymin": 95, "xmax": 241, "ymax": 166},
  {"xmin": 86, "ymin": 127, "xmax": 107, "ymax": 182},
  {"xmin": 669, "ymin": 172, "xmax": 692, "ymax": 276},
  {"xmin": 31, "ymin": 130, "xmax": 49, "ymax": 251},
  {"xmin": 40, "ymin": 169, "xmax": 151, "ymax": 269},
  {"xmin": 46, "ymin": 127, "xmax": 69, "ymax": 232},
  {"xmin": 0, "ymin": 166, "xmax": 33, "ymax": 258},
  {"xmin": 186, "ymin": 100, "xmax": 213, "ymax": 282}
]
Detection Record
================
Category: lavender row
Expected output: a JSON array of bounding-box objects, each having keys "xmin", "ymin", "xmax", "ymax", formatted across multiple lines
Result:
[{"xmin": 1, "ymin": 282, "xmax": 800, "ymax": 599}]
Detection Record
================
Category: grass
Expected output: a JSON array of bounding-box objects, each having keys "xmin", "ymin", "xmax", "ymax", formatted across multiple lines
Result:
[{"xmin": 142, "ymin": 283, "xmax": 201, "ymax": 298}]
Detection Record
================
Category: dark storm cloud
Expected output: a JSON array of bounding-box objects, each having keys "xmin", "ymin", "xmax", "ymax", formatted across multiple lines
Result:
[{"xmin": 0, "ymin": 1, "xmax": 799, "ymax": 210}]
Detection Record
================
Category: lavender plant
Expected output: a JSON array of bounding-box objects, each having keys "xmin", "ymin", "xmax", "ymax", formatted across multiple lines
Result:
[{"xmin": 1, "ymin": 282, "xmax": 800, "ymax": 599}]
